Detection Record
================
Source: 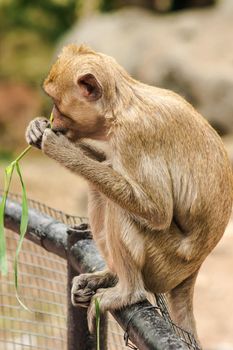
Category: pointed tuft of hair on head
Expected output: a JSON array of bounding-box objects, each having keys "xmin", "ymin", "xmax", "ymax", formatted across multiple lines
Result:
[{"xmin": 61, "ymin": 44, "xmax": 96, "ymax": 57}]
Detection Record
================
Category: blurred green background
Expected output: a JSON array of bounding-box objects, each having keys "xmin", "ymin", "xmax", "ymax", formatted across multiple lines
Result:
[{"xmin": 0, "ymin": 0, "xmax": 80, "ymax": 160}]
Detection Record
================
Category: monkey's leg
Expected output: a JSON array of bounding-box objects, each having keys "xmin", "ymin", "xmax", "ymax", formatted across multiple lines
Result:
[
  {"xmin": 87, "ymin": 210, "xmax": 147, "ymax": 332},
  {"xmin": 87, "ymin": 270, "xmax": 146, "ymax": 332},
  {"xmin": 166, "ymin": 270, "xmax": 200, "ymax": 344},
  {"xmin": 71, "ymin": 270, "xmax": 117, "ymax": 307},
  {"xmin": 71, "ymin": 187, "xmax": 117, "ymax": 308}
]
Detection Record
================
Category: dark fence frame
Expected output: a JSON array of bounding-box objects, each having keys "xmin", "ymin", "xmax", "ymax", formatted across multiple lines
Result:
[{"xmin": 2, "ymin": 197, "xmax": 187, "ymax": 350}]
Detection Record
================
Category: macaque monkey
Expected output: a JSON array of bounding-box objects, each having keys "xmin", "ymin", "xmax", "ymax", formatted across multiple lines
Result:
[{"xmin": 25, "ymin": 44, "xmax": 233, "ymax": 343}]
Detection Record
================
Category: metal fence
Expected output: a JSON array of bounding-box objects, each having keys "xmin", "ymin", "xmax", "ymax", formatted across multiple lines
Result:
[
  {"xmin": 0, "ymin": 231, "xmax": 67, "ymax": 350},
  {"xmin": 0, "ymin": 193, "xmax": 200, "ymax": 350}
]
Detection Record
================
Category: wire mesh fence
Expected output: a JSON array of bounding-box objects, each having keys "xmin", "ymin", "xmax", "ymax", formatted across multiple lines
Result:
[
  {"xmin": 0, "ymin": 230, "xmax": 67, "ymax": 350},
  {"xmin": 0, "ymin": 193, "xmax": 200, "ymax": 350},
  {"xmin": 0, "ymin": 193, "xmax": 131, "ymax": 350}
]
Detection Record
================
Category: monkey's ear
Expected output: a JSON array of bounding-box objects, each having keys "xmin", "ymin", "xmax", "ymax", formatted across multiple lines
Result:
[{"xmin": 77, "ymin": 73, "xmax": 102, "ymax": 101}]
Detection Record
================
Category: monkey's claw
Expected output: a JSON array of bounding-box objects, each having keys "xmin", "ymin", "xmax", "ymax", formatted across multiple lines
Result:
[{"xmin": 67, "ymin": 224, "xmax": 92, "ymax": 240}]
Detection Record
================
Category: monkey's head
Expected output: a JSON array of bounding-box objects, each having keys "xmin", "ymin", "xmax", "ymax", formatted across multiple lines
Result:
[{"xmin": 43, "ymin": 44, "xmax": 118, "ymax": 141}]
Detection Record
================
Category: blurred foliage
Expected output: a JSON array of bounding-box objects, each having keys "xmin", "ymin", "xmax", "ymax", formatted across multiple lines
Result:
[
  {"xmin": 0, "ymin": 0, "xmax": 217, "ymax": 83},
  {"xmin": 0, "ymin": 0, "xmax": 84, "ymax": 155},
  {"xmin": 0, "ymin": 0, "xmax": 79, "ymax": 41},
  {"xmin": 0, "ymin": 30, "xmax": 53, "ymax": 83},
  {"xmin": 0, "ymin": 151, "xmax": 14, "ymax": 163},
  {"xmin": 99, "ymin": 0, "xmax": 217, "ymax": 12},
  {"xmin": 0, "ymin": 0, "xmax": 82, "ymax": 83},
  {"xmin": 100, "ymin": 0, "xmax": 116, "ymax": 11}
]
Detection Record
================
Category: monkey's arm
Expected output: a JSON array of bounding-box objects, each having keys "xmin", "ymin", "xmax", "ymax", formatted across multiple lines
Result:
[
  {"xmin": 42, "ymin": 129, "xmax": 173, "ymax": 230},
  {"xmin": 25, "ymin": 117, "xmax": 107, "ymax": 162},
  {"xmin": 76, "ymin": 140, "xmax": 106, "ymax": 162}
]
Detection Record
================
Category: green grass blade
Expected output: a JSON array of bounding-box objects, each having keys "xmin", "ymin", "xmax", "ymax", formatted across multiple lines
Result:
[
  {"xmin": 14, "ymin": 162, "xmax": 30, "ymax": 311},
  {"xmin": 49, "ymin": 112, "xmax": 54, "ymax": 125},
  {"xmin": 0, "ymin": 163, "xmax": 15, "ymax": 275},
  {"xmin": 14, "ymin": 145, "xmax": 32, "ymax": 163},
  {"xmin": 95, "ymin": 298, "xmax": 101, "ymax": 350}
]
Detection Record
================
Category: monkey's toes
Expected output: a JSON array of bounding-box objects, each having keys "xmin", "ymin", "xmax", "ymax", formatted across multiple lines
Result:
[
  {"xmin": 72, "ymin": 275, "xmax": 90, "ymax": 290},
  {"xmin": 71, "ymin": 287, "xmax": 95, "ymax": 307},
  {"xmin": 67, "ymin": 224, "xmax": 92, "ymax": 240},
  {"xmin": 73, "ymin": 274, "xmax": 105, "ymax": 293},
  {"xmin": 76, "ymin": 223, "xmax": 90, "ymax": 231}
]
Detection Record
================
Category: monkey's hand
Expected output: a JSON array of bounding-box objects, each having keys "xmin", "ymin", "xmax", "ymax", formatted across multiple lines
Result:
[
  {"xmin": 28, "ymin": 120, "xmax": 107, "ymax": 164},
  {"xmin": 41, "ymin": 128, "xmax": 108, "ymax": 165},
  {"xmin": 25, "ymin": 117, "xmax": 49, "ymax": 149},
  {"xmin": 41, "ymin": 128, "xmax": 76, "ymax": 159}
]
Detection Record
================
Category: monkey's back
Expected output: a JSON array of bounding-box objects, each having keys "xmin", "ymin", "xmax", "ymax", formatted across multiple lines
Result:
[
  {"xmin": 113, "ymin": 84, "xmax": 233, "ymax": 270},
  {"xmin": 158, "ymin": 92, "xmax": 233, "ymax": 252}
]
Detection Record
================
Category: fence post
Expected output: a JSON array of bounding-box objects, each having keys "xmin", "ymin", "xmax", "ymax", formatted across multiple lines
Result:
[{"xmin": 67, "ymin": 225, "xmax": 108, "ymax": 350}]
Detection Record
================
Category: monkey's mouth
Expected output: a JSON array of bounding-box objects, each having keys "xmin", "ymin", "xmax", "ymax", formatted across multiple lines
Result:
[
  {"xmin": 51, "ymin": 126, "xmax": 78, "ymax": 143},
  {"xmin": 66, "ymin": 129, "xmax": 79, "ymax": 142}
]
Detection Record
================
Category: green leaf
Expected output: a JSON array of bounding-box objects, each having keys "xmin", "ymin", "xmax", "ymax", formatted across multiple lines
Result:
[
  {"xmin": 0, "ymin": 113, "xmax": 52, "ymax": 303},
  {"xmin": 0, "ymin": 162, "xmax": 15, "ymax": 275},
  {"xmin": 0, "ymin": 146, "xmax": 31, "ymax": 277},
  {"xmin": 0, "ymin": 115, "xmax": 52, "ymax": 305},
  {"xmin": 95, "ymin": 298, "xmax": 101, "ymax": 350},
  {"xmin": 15, "ymin": 145, "xmax": 32, "ymax": 163},
  {"xmin": 14, "ymin": 162, "xmax": 30, "ymax": 311}
]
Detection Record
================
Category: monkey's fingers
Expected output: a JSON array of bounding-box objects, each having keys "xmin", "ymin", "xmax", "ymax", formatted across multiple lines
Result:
[{"xmin": 25, "ymin": 117, "xmax": 49, "ymax": 149}]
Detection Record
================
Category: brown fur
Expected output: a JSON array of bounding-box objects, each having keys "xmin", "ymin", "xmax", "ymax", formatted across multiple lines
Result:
[{"xmin": 26, "ymin": 44, "xmax": 233, "ymax": 343}]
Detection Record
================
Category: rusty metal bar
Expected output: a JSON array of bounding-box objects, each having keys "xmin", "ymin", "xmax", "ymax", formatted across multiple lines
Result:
[
  {"xmin": 67, "ymin": 227, "xmax": 107, "ymax": 350},
  {"xmin": 67, "ymin": 229, "xmax": 94, "ymax": 350}
]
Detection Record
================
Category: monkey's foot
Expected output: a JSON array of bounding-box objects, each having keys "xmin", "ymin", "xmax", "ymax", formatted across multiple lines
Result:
[
  {"xmin": 87, "ymin": 285, "xmax": 146, "ymax": 333},
  {"xmin": 71, "ymin": 271, "xmax": 117, "ymax": 308}
]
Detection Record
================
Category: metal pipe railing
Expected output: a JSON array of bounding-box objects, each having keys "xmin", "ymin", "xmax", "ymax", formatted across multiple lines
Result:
[{"xmin": 2, "ymin": 197, "xmax": 186, "ymax": 350}]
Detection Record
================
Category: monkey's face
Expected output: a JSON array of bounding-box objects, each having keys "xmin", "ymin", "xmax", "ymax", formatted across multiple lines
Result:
[{"xmin": 43, "ymin": 45, "xmax": 109, "ymax": 141}]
